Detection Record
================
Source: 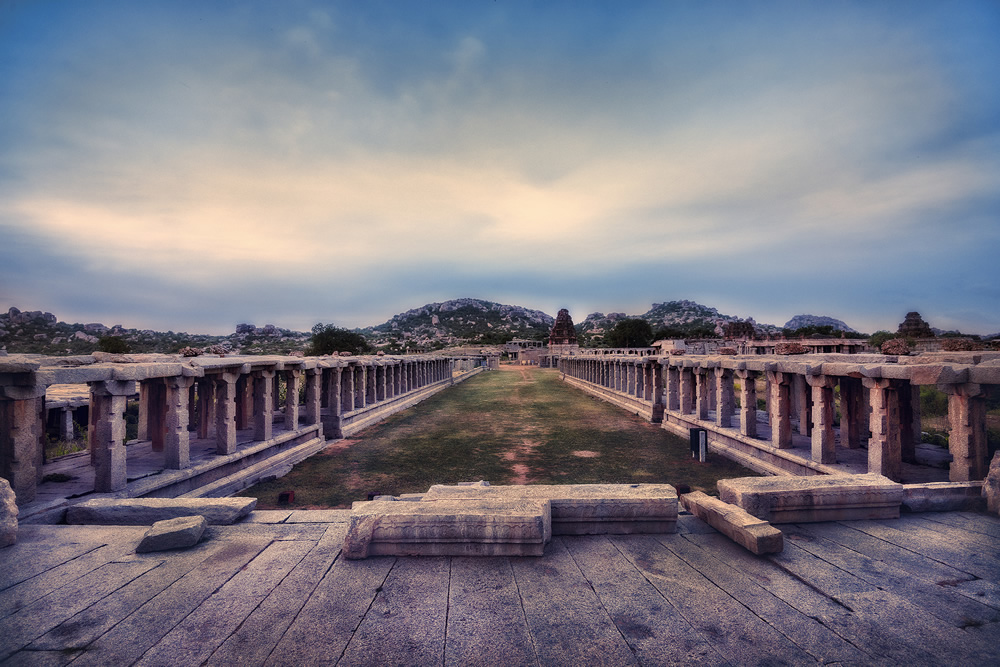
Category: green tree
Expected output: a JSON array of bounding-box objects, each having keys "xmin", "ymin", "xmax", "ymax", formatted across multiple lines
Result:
[
  {"xmin": 307, "ymin": 323, "xmax": 372, "ymax": 356},
  {"xmin": 868, "ymin": 331, "xmax": 895, "ymax": 349},
  {"xmin": 97, "ymin": 336, "xmax": 130, "ymax": 353},
  {"xmin": 605, "ymin": 319, "xmax": 654, "ymax": 348}
]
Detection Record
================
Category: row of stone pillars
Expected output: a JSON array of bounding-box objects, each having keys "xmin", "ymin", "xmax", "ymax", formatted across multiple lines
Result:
[{"xmin": 561, "ymin": 356, "xmax": 991, "ymax": 483}]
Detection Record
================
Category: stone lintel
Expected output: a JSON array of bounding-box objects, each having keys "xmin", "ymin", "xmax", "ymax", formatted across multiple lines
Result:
[
  {"xmin": 938, "ymin": 382, "xmax": 982, "ymax": 397},
  {"xmin": 804, "ymin": 374, "xmax": 838, "ymax": 388},
  {"xmin": 422, "ymin": 483, "xmax": 678, "ymax": 535},
  {"xmin": 717, "ymin": 474, "xmax": 903, "ymax": 523},
  {"xmin": 680, "ymin": 491, "xmax": 782, "ymax": 554},
  {"xmin": 343, "ymin": 499, "xmax": 551, "ymax": 559},
  {"xmin": 0, "ymin": 384, "xmax": 46, "ymax": 400},
  {"xmin": 65, "ymin": 497, "xmax": 256, "ymax": 525}
]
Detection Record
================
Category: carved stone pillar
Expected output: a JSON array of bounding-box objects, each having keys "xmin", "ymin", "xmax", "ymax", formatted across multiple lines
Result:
[
  {"xmin": 304, "ymin": 368, "xmax": 322, "ymax": 426},
  {"xmin": 694, "ymin": 368, "xmax": 710, "ymax": 420},
  {"xmin": 366, "ymin": 364, "xmax": 377, "ymax": 404},
  {"xmin": 91, "ymin": 380, "xmax": 133, "ymax": 493},
  {"xmin": 355, "ymin": 366, "xmax": 366, "ymax": 408},
  {"xmin": 342, "ymin": 365, "xmax": 355, "ymax": 412},
  {"xmin": 196, "ymin": 378, "xmax": 214, "ymax": 440},
  {"xmin": 0, "ymin": 384, "xmax": 46, "ymax": 503},
  {"xmin": 714, "ymin": 367, "xmax": 735, "ymax": 428},
  {"xmin": 735, "ymin": 369, "xmax": 757, "ymax": 438},
  {"xmin": 323, "ymin": 367, "xmax": 343, "ymax": 439},
  {"xmin": 792, "ymin": 374, "xmax": 812, "ymax": 436},
  {"xmin": 163, "ymin": 375, "xmax": 194, "ymax": 469},
  {"xmin": 766, "ymin": 371, "xmax": 792, "ymax": 449},
  {"xmin": 284, "ymin": 369, "xmax": 301, "ymax": 431},
  {"xmin": 666, "ymin": 365, "xmax": 680, "ymax": 412},
  {"xmin": 943, "ymin": 383, "xmax": 988, "ymax": 482},
  {"xmin": 214, "ymin": 372, "xmax": 238, "ymax": 454},
  {"xmin": 376, "ymin": 365, "xmax": 386, "ymax": 401},
  {"xmin": 253, "ymin": 370, "xmax": 275, "ymax": 442},
  {"xmin": 806, "ymin": 375, "xmax": 838, "ymax": 464},
  {"xmin": 679, "ymin": 367, "xmax": 695, "ymax": 415},
  {"xmin": 862, "ymin": 377, "xmax": 902, "ymax": 481},
  {"xmin": 838, "ymin": 377, "xmax": 864, "ymax": 449}
]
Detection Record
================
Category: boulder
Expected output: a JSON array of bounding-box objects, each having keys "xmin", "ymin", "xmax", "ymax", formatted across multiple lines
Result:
[
  {"xmin": 985, "ymin": 452, "xmax": 1000, "ymax": 516},
  {"xmin": 136, "ymin": 515, "xmax": 207, "ymax": 553},
  {"xmin": 1, "ymin": 478, "xmax": 17, "ymax": 548},
  {"xmin": 66, "ymin": 497, "xmax": 256, "ymax": 525}
]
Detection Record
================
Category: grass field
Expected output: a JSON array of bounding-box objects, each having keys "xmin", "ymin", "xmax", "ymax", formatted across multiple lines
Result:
[{"xmin": 239, "ymin": 365, "xmax": 758, "ymax": 508}]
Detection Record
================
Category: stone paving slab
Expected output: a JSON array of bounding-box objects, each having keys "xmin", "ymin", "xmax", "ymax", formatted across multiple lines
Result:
[{"xmin": 1, "ymin": 512, "xmax": 998, "ymax": 665}]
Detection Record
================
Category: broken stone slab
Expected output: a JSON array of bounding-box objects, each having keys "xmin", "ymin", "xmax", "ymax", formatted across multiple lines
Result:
[
  {"xmin": 343, "ymin": 498, "xmax": 551, "ymax": 559},
  {"xmin": 65, "ymin": 497, "xmax": 256, "ymax": 525},
  {"xmin": 903, "ymin": 481, "xmax": 986, "ymax": 513},
  {"xmin": 136, "ymin": 515, "xmax": 207, "ymax": 553},
  {"xmin": 1, "ymin": 477, "xmax": 17, "ymax": 548},
  {"xmin": 717, "ymin": 474, "xmax": 903, "ymax": 523},
  {"xmin": 680, "ymin": 491, "xmax": 782, "ymax": 555},
  {"xmin": 421, "ymin": 483, "xmax": 677, "ymax": 535}
]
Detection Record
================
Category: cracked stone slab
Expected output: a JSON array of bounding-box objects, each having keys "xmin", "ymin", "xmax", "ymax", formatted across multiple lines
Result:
[
  {"xmin": 65, "ymin": 497, "xmax": 256, "ymax": 525},
  {"xmin": 136, "ymin": 516, "xmax": 207, "ymax": 553}
]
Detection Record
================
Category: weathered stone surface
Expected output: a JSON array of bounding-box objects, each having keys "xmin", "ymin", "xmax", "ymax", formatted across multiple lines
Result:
[
  {"xmin": 343, "ymin": 498, "xmax": 551, "ymax": 559},
  {"xmin": 422, "ymin": 483, "xmax": 678, "ymax": 534},
  {"xmin": 985, "ymin": 452, "xmax": 1000, "ymax": 515},
  {"xmin": 0, "ymin": 477, "xmax": 17, "ymax": 548},
  {"xmin": 681, "ymin": 491, "xmax": 782, "ymax": 554},
  {"xmin": 718, "ymin": 474, "xmax": 903, "ymax": 523},
  {"xmin": 136, "ymin": 515, "xmax": 207, "ymax": 553},
  {"xmin": 903, "ymin": 481, "xmax": 986, "ymax": 513},
  {"xmin": 65, "ymin": 497, "xmax": 256, "ymax": 525}
]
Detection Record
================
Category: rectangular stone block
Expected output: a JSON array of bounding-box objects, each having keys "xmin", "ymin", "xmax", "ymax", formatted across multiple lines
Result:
[
  {"xmin": 65, "ymin": 497, "xmax": 257, "ymax": 525},
  {"xmin": 343, "ymin": 499, "xmax": 551, "ymax": 559},
  {"xmin": 717, "ymin": 474, "xmax": 903, "ymax": 523},
  {"xmin": 680, "ymin": 491, "xmax": 782, "ymax": 554},
  {"xmin": 422, "ymin": 483, "xmax": 677, "ymax": 535}
]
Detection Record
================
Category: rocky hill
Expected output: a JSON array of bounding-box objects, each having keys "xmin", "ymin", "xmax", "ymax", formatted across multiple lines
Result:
[
  {"xmin": 782, "ymin": 314, "xmax": 857, "ymax": 333},
  {"xmin": 363, "ymin": 298, "xmax": 554, "ymax": 351}
]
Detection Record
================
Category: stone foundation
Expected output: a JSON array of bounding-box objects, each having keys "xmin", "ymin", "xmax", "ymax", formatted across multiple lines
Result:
[{"xmin": 718, "ymin": 473, "xmax": 903, "ymax": 523}]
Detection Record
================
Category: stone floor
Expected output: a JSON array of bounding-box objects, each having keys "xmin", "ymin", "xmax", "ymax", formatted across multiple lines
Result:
[{"xmin": 2, "ymin": 510, "xmax": 997, "ymax": 665}]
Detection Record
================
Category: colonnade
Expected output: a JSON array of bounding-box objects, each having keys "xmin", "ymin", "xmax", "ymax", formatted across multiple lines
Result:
[
  {"xmin": 1, "ymin": 354, "xmax": 462, "ymax": 504},
  {"xmin": 562, "ymin": 353, "xmax": 997, "ymax": 483}
]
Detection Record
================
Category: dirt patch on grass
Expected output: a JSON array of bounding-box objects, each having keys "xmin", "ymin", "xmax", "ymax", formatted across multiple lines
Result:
[
  {"xmin": 321, "ymin": 439, "xmax": 360, "ymax": 455},
  {"xmin": 572, "ymin": 450, "xmax": 600, "ymax": 458},
  {"xmin": 510, "ymin": 464, "xmax": 532, "ymax": 485}
]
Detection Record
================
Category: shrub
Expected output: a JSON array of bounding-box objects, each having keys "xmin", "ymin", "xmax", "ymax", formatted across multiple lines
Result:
[
  {"xmin": 940, "ymin": 338, "xmax": 981, "ymax": 352},
  {"xmin": 97, "ymin": 336, "xmax": 130, "ymax": 353}
]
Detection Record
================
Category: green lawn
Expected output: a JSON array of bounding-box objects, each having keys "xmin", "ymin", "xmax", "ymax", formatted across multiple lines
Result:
[{"xmin": 239, "ymin": 366, "xmax": 757, "ymax": 508}]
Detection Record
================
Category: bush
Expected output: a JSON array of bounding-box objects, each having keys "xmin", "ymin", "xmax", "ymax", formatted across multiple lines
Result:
[
  {"xmin": 868, "ymin": 331, "xmax": 895, "ymax": 349},
  {"xmin": 97, "ymin": 336, "xmax": 130, "ymax": 353},
  {"xmin": 605, "ymin": 319, "xmax": 654, "ymax": 348},
  {"xmin": 308, "ymin": 323, "xmax": 372, "ymax": 356},
  {"xmin": 940, "ymin": 338, "xmax": 982, "ymax": 352}
]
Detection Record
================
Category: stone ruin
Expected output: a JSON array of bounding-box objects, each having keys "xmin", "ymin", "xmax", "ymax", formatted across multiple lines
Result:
[
  {"xmin": 898, "ymin": 311, "xmax": 934, "ymax": 338},
  {"xmin": 548, "ymin": 308, "xmax": 580, "ymax": 356}
]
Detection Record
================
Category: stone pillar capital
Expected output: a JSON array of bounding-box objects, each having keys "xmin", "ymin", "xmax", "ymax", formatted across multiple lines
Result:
[
  {"xmin": 805, "ymin": 374, "xmax": 838, "ymax": 388},
  {"xmin": 861, "ymin": 377, "xmax": 893, "ymax": 390},
  {"xmin": 0, "ymin": 384, "xmax": 46, "ymax": 401}
]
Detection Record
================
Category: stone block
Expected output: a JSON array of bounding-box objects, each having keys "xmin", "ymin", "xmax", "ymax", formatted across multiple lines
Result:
[
  {"xmin": 65, "ymin": 497, "xmax": 256, "ymax": 525},
  {"xmin": 421, "ymin": 483, "xmax": 677, "ymax": 535},
  {"xmin": 136, "ymin": 515, "xmax": 206, "ymax": 553},
  {"xmin": 985, "ymin": 452, "xmax": 1000, "ymax": 516},
  {"xmin": 680, "ymin": 491, "xmax": 782, "ymax": 554},
  {"xmin": 717, "ymin": 474, "xmax": 903, "ymax": 523},
  {"xmin": 1, "ymin": 477, "xmax": 17, "ymax": 548},
  {"xmin": 343, "ymin": 499, "xmax": 551, "ymax": 559},
  {"xmin": 903, "ymin": 482, "xmax": 986, "ymax": 513}
]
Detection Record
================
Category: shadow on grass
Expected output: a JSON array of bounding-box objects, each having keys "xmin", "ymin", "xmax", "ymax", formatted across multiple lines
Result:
[{"xmin": 239, "ymin": 366, "xmax": 758, "ymax": 508}]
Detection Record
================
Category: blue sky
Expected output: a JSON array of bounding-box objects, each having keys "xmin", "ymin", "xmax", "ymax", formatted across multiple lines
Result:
[{"xmin": 1, "ymin": 1, "xmax": 998, "ymax": 335}]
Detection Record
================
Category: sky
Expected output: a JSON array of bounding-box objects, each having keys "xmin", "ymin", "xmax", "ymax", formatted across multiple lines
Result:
[{"xmin": 1, "ymin": 1, "xmax": 999, "ymax": 336}]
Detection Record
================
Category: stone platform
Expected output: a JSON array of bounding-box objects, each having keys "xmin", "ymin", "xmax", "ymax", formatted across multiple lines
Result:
[
  {"xmin": 1, "ymin": 509, "xmax": 998, "ymax": 665},
  {"xmin": 718, "ymin": 473, "xmax": 904, "ymax": 523}
]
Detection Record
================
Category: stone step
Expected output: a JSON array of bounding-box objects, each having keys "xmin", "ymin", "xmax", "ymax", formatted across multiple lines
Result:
[{"xmin": 343, "ymin": 498, "xmax": 551, "ymax": 559}]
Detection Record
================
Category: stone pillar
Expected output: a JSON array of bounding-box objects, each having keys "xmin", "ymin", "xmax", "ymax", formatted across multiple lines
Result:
[
  {"xmin": 366, "ymin": 364, "xmax": 377, "ymax": 404},
  {"xmin": 323, "ymin": 367, "xmax": 343, "ymax": 439},
  {"xmin": 863, "ymin": 377, "xmax": 902, "ymax": 481},
  {"xmin": 355, "ymin": 366, "xmax": 366, "ymax": 408},
  {"xmin": 59, "ymin": 407, "xmax": 75, "ymax": 442},
  {"xmin": 714, "ymin": 367, "xmax": 735, "ymax": 428},
  {"xmin": 807, "ymin": 375, "xmax": 838, "ymax": 464},
  {"xmin": 235, "ymin": 375, "xmax": 251, "ymax": 430},
  {"xmin": 838, "ymin": 377, "xmax": 864, "ymax": 449},
  {"xmin": 735, "ymin": 369, "xmax": 757, "ymax": 438},
  {"xmin": 163, "ymin": 375, "xmax": 194, "ymax": 470},
  {"xmin": 253, "ymin": 370, "xmax": 275, "ymax": 442},
  {"xmin": 766, "ymin": 371, "xmax": 792, "ymax": 449},
  {"xmin": 304, "ymin": 369, "xmax": 322, "ymax": 427},
  {"xmin": 137, "ymin": 381, "xmax": 150, "ymax": 441},
  {"xmin": 651, "ymin": 362, "xmax": 664, "ymax": 421},
  {"xmin": 792, "ymin": 374, "xmax": 812, "ymax": 436},
  {"xmin": 0, "ymin": 384, "xmax": 46, "ymax": 503},
  {"xmin": 695, "ymin": 368, "xmax": 710, "ymax": 420},
  {"xmin": 90, "ymin": 380, "xmax": 133, "ymax": 493},
  {"xmin": 284, "ymin": 369, "xmax": 301, "ymax": 431},
  {"xmin": 666, "ymin": 365, "xmax": 680, "ymax": 412},
  {"xmin": 376, "ymin": 365, "xmax": 386, "ymax": 401},
  {"xmin": 342, "ymin": 365, "xmax": 354, "ymax": 412},
  {"xmin": 944, "ymin": 383, "xmax": 988, "ymax": 482},
  {"xmin": 898, "ymin": 383, "xmax": 917, "ymax": 464},
  {"xmin": 196, "ymin": 379, "xmax": 214, "ymax": 440},
  {"xmin": 679, "ymin": 367, "xmax": 695, "ymax": 415},
  {"xmin": 214, "ymin": 372, "xmax": 239, "ymax": 454}
]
